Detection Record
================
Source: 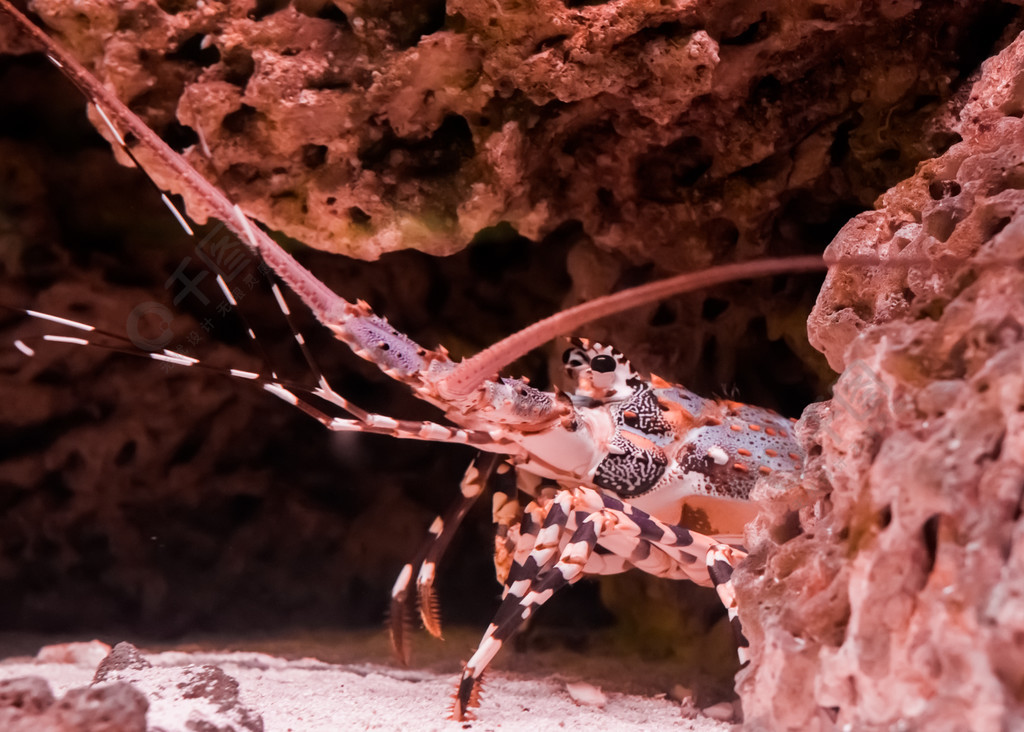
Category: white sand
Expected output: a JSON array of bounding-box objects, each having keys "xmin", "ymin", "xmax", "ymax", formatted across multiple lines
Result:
[{"xmin": 0, "ymin": 632, "xmax": 734, "ymax": 731}]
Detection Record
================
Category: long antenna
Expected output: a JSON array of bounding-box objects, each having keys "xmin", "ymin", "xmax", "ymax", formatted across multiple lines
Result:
[
  {"xmin": 0, "ymin": 0, "xmax": 344, "ymax": 322},
  {"xmin": 437, "ymin": 255, "xmax": 827, "ymax": 398},
  {"xmin": 437, "ymin": 248, "xmax": 1001, "ymax": 397}
]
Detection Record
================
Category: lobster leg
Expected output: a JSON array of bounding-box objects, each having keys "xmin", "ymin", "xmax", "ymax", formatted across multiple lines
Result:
[
  {"xmin": 586, "ymin": 491, "xmax": 722, "ymax": 582},
  {"xmin": 389, "ymin": 453, "xmax": 504, "ymax": 664},
  {"xmin": 453, "ymin": 489, "xmax": 601, "ymax": 720},
  {"xmin": 254, "ymin": 382, "xmax": 515, "ymax": 450},
  {"xmin": 499, "ymin": 488, "xmax": 578, "ymax": 600},
  {"xmin": 416, "ymin": 455, "xmax": 506, "ymax": 639},
  {"xmin": 453, "ymin": 487, "xmax": 741, "ymax": 720},
  {"xmin": 490, "ymin": 465, "xmax": 524, "ymax": 586},
  {"xmin": 11, "ymin": 315, "xmax": 515, "ymax": 452},
  {"xmin": 590, "ymin": 501, "xmax": 752, "ymax": 660},
  {"xmin": 706, "ymin": 543, "xmax": 751, "ymax": 666}
]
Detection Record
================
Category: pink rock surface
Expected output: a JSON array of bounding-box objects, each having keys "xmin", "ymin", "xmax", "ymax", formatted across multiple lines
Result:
[
  {"xmin": 735, "ymin": 26, "xmax": 1024, "ymax": 731},
  {"xmin": 19, "ymin": 0, "xmax": 993, "ymax": 264},
  {"xmin": 0, "ymin": 674, "xmax": 147, "ymax": 732},
  {"xmin": 37, "ymin": 640, "xmax": 113, "ymax": 668}
]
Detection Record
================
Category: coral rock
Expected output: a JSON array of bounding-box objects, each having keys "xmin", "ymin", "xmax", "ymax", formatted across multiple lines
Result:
[
  {"xmin": 94, "ymin": 643, "xmax": 264, "ymax": 732},
  {"xmin": 0, "ymin": 675, "xmax": 148, "ymax": 732},
  {"xmin": 93, "ymin": 642, "xmax": 155, "ymax": 682},
  {"xmin": 54, "ymin": 684, "xmax": 149, "ymax": 732},
  {"xmin": 0, "ymin": 676, "xmax": 56, "ymax": 716},
  {"xmin": 738, "ymin": 25, "xmax": 1024, "ymax": 731},
  {"xmin": 22, "ymin": 0, "xmax": 998, "ymax": 265},
  {"xmin": 37, "ymin": 640, "xmax": 113, "ymax": 668}
]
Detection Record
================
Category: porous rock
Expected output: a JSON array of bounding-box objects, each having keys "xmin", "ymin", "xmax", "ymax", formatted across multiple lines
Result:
[
  {"xmin": 734, "ymin": 26, "xmax": 1024, "ymax": 731},
  {"xmin": 94, "ymin": 642, "xmax": 155, "ymax": 682},
  {"xmin": 0, "ymin": 675, "xmax": 56, "ymax": 716},
  {"xmin": 22, "ymin": 0, "xmax": 996, "ymax": 265},
  {"xmin": 94, "ymin": 643, "xmax": 264, "ymax": 732},
  {"xmin": 0, "ymin": 674, "xmax": 148, "ymax": 732},
  {"xmin": 0, "ymin": 643, "xmax": 264, "ymax": 732},
  {"xmin": 37, "ymin": 639, "xmax": 113, "ymax": 667},
  {"xmin": 54, "ymin": 684, "xmax": 150, "ymax": 732}
]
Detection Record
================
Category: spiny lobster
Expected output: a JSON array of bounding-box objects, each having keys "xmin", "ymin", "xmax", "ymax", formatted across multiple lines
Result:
[{"xmin": 2, "ymin": 1, "xmax": 842, "ymax": 720}]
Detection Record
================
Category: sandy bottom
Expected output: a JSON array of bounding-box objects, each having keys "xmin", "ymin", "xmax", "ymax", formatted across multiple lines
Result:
[{"xmin": 0, "ymin": 629, "xmax": 733, "ymax": 731}]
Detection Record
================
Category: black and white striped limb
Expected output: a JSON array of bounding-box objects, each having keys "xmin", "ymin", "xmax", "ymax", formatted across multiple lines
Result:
[
  {"xmin": 706, "ymin": 543, "xmax": 751, "ymax": 666},
  {"xmin": 389, "ymin": 453, "xmax": 505, "ymax": 665},
  {"xmin": 8, "ymin": 308, "xmax": 517, "ymax": 453},
  {"xmin": 452, "ymin": 489, "xmax": 580, "ymax": 720},
  {"xmin": 452, "ymin": 486, "xmax": 732, "ymax": 721}
]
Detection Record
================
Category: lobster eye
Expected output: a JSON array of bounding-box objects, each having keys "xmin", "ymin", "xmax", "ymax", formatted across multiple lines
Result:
[{"xmin": 590, "ymin": 354, "xmax": 617, "ymax": 373}]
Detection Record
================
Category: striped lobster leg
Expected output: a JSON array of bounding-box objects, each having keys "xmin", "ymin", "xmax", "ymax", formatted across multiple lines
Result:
[
  {"xmin": 451, "ymin": 487, "xmax": 741, "ymax": 721},
  {"xmin": 596, "ymin": 495, "xmax": 753, "ymax": 662},
  {"xmin": 490, "ymin": 464, "xmax": 524, "ymax": 586},
  {"xmin": 452, "ymin": 489, "xmax": 582, "ymax": 720},
  {"xmin": 706, "ymin": 543, "xmax": 751, "ymax": 666},
  {"xmin": 389, "ymin": 453, "xmax": 504, "ymax": 664},
  {"xmin": 499, "ymin": 488, "xmax": 576, "ymax": 600},
  {"xmin": 10, "ymin": 308, "xmax": 515, "ymax": 452}
]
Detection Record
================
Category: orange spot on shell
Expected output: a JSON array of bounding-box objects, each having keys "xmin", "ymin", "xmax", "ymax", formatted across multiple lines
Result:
[
  {"xmin": 765, "ymin": 449, "xmax": 778, "ymax": 457},
  {"xmin": 651, "ymin": 373, "xmax": 673, "ymax": 389},
  {"xmin": 659, "ymin": 399, "xmax": 696, "ymax": 432},
  {"xmin": 737, "ymin": 448, "xmax": 752, "ymax": 456},
  {"xmin": 733, "ymin": 463, "xmax": 749, "ymax": 472},
  {"xmin": 621, "ymin": 430, "xmax": 657, "ymax": 452},
  {"xmin": 758, "ymin": 466, "xmax": 772, "ymax": 475},
  {"xmin": 765, "ymin": 427, "xmax": 777, "ymax": 436},
  {"xmin": 749, "ymin": 424, "xmax": 762, "ymax": 431},
  {"xmin": 789, "ymin": 452, "xmax": 801, "ymax": 461},
  {"xmin": 730, "ymin": 424, "xmax": 743, "ymax": 432}
]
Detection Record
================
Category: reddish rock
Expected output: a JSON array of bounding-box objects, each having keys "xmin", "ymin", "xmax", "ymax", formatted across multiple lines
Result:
[
  {"xmin": 94, "ymin": 643, "xmax": 263, "ymax": 732},
  {"xmin": 19, "ymin": 0, "xmax": 998, "ymax": 265},
  {"xmin": 0, "ymin": 675, "xmax": 147, "ymax": 732},
  {"xmin": 53, "ymin": 684, "xmax": 149, "ymax": 732},
  {"xmin": 0, "ymin": 675, "xmax": 56, "ymax": 716},
  {"xmin": 737, "ymin": 26, "xmax": 1024, "ymax": 731},
  {"xmin": 37, "ymin": 640, "xmax": 113, "ymax": 667},
  {"xmin": 93, "ymin": 643, "xmax": 154, "ymax": 682}
]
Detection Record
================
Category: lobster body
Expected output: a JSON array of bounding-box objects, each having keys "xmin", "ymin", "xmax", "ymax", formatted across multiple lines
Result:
[
  {"xmin": 487, "ymin": 342, "xmax": 803, "ymax": 578},
  {"xmin": 612, "ymin": 384, "xmax": 801, "ymax": 537},
  {"xmin": 405, "ymin": 335, "xmax": 804, "ymax": 544}
]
